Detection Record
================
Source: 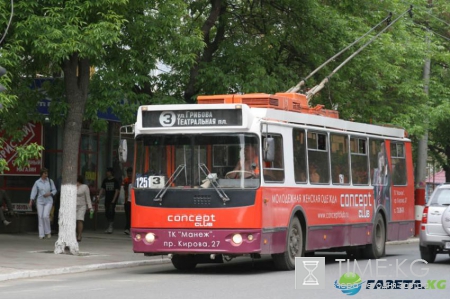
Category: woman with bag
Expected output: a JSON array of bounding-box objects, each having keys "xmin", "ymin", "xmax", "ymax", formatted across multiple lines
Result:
[
  {"xmin": 29, "ymin": 168, "xmax": 57, "ymax": 239},
  {"xmin": 76, "ymin": 175, "xmax": 92, "ymax": 242}
]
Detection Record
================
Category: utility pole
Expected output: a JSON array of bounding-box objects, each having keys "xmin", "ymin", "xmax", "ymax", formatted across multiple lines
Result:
[
  {"xmin": 414, "ymin": 0, "xmax": 432, "ymax": 236},
  {"xmin": 416, "ymin": 0, "xmax": 433, "ymax": 190},
  {"xmin": 415, "ymin": 33, "xmax": 430, "ymax": 188}
]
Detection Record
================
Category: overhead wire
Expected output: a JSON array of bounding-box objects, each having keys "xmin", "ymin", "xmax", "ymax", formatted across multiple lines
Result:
[
  {"xmin": 416, "ymin": 7, "xmax": 450, "ymax": 42},
  {"xmin": 422, "ymin": 8, "xmax": 450, "ymax": 27},
  {"xmin": 305, "ymin": 6, "xmax": 414, "ymax": 102},
  {"xmin": 286, "ymin": 12, "xmax": 393, "ymax": 93},
  {"xmin": 0, "ymin": 0, "xmax": 14, "ymax": 46}
]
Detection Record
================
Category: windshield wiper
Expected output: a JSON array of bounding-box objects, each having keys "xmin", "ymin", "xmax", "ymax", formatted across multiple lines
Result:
[
  {"xmin": 154, "ymin": 164, "xmax": 186, "ymax": 202},
  {"xmin": 198, "ymin": 163, "xmax": 230, "ymax": 204}
]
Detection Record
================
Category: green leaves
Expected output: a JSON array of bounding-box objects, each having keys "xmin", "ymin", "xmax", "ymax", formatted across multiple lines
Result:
[
  {"xmin": 1, "ymin": 0, "xmax": 450, "ymax": 173},
  {"xmin": 0, "ymin": 143, "xmax": 45, "ymax": 174},
  {"xmin": 13, "ymin": 143, "xmax": 44, "ymax": 165}
]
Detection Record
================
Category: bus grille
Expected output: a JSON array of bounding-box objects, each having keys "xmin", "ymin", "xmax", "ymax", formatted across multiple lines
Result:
[{"xmin": 193, "ymin": 195, "xmax": 212, "ymax": 205}]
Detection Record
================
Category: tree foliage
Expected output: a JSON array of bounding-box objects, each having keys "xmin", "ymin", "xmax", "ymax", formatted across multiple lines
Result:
[{"xmin": 0, "ymin": 0, "xmax": 203, "ymax": 254}]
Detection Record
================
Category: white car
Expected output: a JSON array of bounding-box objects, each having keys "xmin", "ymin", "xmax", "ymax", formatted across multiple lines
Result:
[{"xmin": 419, "ymin": 184, "xmax": 450, "ymax": 263}]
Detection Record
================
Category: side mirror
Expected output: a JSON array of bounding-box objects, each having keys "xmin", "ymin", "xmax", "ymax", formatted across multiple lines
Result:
[
  {"xmin": 118, "ymin": 139, "xmax": 128, "ymax": 163},
  {"xmin": 263, "ymin": 137, "xmax": 275, "ymax": 162}
]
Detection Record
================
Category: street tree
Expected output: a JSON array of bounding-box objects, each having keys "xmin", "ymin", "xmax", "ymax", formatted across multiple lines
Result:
[
  {"xmin": 178, "ymin": 0, "xmax": 449, "ymax": 178},
  {"xmin": 0, "ymin": 0, "xmax": 203, "ymax": 255},
  {"xmin": 425, "ymin": 2, "xmax": 450, "ymax": 181},
  {"xmin": 178, "ymin": 0, "xmax": 430, "ymax": 127}
]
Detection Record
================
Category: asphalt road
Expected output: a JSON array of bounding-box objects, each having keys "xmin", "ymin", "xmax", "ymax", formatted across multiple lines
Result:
[{"xmin": 1, "ymin": 242, "xmax": 449, "ymax": 299}]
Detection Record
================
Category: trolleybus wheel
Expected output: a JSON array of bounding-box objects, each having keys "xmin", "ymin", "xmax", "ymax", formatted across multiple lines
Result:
[
  {"xmin": 363, "ymin": 213, "xmax": 386, "ymax": 259},
  {"xmin": 272, "ymin": 217, "xmax": 303, "ymax": 270},
  {"xmin": 171, "ymin": 254, "xmax": 197, "ymax": 271},
  {"xmin": 225, "ymin": 170, "xmax": 255, "ymax": 179},
  {"xmin": 420, "ymin": 245, "xmax": 437, "ymax": 263}
]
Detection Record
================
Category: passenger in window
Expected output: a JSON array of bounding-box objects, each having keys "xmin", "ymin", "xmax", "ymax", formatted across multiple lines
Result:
[
  {"xmin": 228, "ymin": 144, "xmax": 260, "ymax": 179},
  {"xmin": 296, "ymin": 169, "xmax": 307, "ymax": 182},
  {"xmin": 309, "ymin": 163, "xmax": 320, "ymax": 183}
]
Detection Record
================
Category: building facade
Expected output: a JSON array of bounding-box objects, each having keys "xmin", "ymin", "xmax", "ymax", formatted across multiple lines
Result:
[{"xmin": 1, "ymin": 119, "xmax": 134, "ymax": 204}]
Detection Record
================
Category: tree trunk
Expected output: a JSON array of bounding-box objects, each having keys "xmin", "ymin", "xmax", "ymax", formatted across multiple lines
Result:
[{"xmin": 54, "ymin": 53, "xmax": 90, "ymax": 255}]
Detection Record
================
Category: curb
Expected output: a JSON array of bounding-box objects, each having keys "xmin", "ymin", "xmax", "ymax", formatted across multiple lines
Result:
[
  {"xmin": 387, "ymin": 237, "xmax": 419, "ymax": 245},
  {"xmin": 0, "ymin": 257, "xmax": 171, "ymax": 282}
]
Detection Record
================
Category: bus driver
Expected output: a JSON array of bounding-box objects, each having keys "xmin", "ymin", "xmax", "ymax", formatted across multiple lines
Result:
[{"xmin": 227, "ymin": 144, "xmax": 260, "ymax": 179}]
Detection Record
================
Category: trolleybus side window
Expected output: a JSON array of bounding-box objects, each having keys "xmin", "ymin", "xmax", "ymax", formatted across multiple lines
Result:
[
  {"xmin": 293, "ymin": 128, "xmax": 307, "ymax": 183},
  {"xmin": 369, "ymin": 138, "xmax": 388, "ymax": 188},
  {"xmin": 391, "ymin": 142, "xmax": 407, "ymax": 186},
  {"xmin": 307, "ymin": 131, "xmax": 329, "ymax": 184},
  {"xmin": 330, "ymin": 133, "xmax": 350, "ymax": 185},
  {"xmin": 350, "ymin": 137, "xmax": 369, "ymax": 185},
  {"xmin": 262, "ymin": 134, "xmax": 284, "ymax": 182}
]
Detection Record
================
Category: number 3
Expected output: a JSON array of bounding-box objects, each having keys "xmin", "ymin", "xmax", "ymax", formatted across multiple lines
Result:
[{"xmin": 159, "ymin": 111, "xmax": 176, "ymax": 127}]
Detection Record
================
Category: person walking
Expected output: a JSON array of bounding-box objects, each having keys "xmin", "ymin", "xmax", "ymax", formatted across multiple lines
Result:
[
  {"xmin": 122, "ymin": 167, "xmax": 132, "ymax": 235},
  {"xmin": 0, "ymin": 189, "xmax": 14, "ymax": 226},
  {"xmin": 98, "ymin": 167, "xmax": 120, "ymax": 234},
  {"xmin": 76, "ymin": 175, "xmax": 93, "ymax": 242},
  {"xmin": 51, "ymin": 176, "xmax": 62, "ymax": 234},
  {"xmin": 29, "ymin": 168, "xmax": 57, "ymax": 239}
]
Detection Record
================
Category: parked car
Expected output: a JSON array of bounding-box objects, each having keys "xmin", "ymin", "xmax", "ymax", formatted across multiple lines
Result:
[{"xmin": 419, "ymin": 184, "xmax": 450, "ymax": 263}]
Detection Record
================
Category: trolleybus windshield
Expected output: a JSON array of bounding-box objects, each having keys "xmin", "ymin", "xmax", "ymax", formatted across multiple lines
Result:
[{"xmin": 135, "ymin": 133, "xmax": 260, "ymax": 189}]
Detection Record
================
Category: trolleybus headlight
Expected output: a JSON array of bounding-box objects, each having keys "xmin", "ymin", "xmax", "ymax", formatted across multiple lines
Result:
[
  {"xmin": 232, "ymin": 233, "xmax": 243, "ymax": 245},
  {"xmin": 135, "ymin": 234, "xmax": 142, "ymax": 241},
  {"xmin": 145, "ymin": 233, "xmax": 156, "ymax": 243},
  {"xmin": 247, "ymin": 234, "xmax": 254, "ymax": 241}
]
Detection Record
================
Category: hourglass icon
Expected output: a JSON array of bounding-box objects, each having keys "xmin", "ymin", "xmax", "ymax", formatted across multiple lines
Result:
[{"xmin": 302, "ymin": 260, "xmax": 319, "ymax": 285}]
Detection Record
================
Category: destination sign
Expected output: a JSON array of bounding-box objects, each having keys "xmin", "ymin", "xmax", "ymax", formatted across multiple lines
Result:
[{"xmin": 142, "ymin": 109, "xmax": 242, "ymax": 127}]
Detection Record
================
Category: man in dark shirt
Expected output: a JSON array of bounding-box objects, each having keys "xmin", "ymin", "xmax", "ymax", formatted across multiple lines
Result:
[{"xmin": 99, "ymin": 167, "xmax": 120, "ymax": 234}]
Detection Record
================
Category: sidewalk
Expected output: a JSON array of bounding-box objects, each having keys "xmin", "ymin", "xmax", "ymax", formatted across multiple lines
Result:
[
  {"xmin": 0, "ymin": 230, "xmax": 170, "ymax": 282},
  {"xmin": 0, "ymin": 231, "xmax": 419, "ymax": 283}
]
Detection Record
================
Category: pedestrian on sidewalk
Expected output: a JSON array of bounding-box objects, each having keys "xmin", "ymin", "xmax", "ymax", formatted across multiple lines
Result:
[
  {"xmin": 0, "ymin": 189, "xmax": 15, "ymax": 226},
  {"xmin": 29, "ymin": 168, "xmax": 57, "ymax": 239},
  {"xmin": 98, "ymin": 167, "xmax": 120, "ymax": 234},
  {"xmin": 51, "ymin": 175, "xmax": 62, "ymax": 234},
  {"xmin": 122, "ymin": 167, "xmax": 132, "ymax": 235},
  {"xmin": 76, "ymin": 175, "xmax": 93, "ymax": 242}
]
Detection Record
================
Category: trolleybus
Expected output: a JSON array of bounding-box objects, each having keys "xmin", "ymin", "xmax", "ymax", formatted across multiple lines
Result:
[{"xmin": 125, "ymin": 92, "xmax": 415, "ymax": 270}]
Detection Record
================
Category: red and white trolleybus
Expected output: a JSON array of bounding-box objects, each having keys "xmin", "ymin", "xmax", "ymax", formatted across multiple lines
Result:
[{"xmin": 126, "ymin": 92, "xmax": 415, "ymax": 270}]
